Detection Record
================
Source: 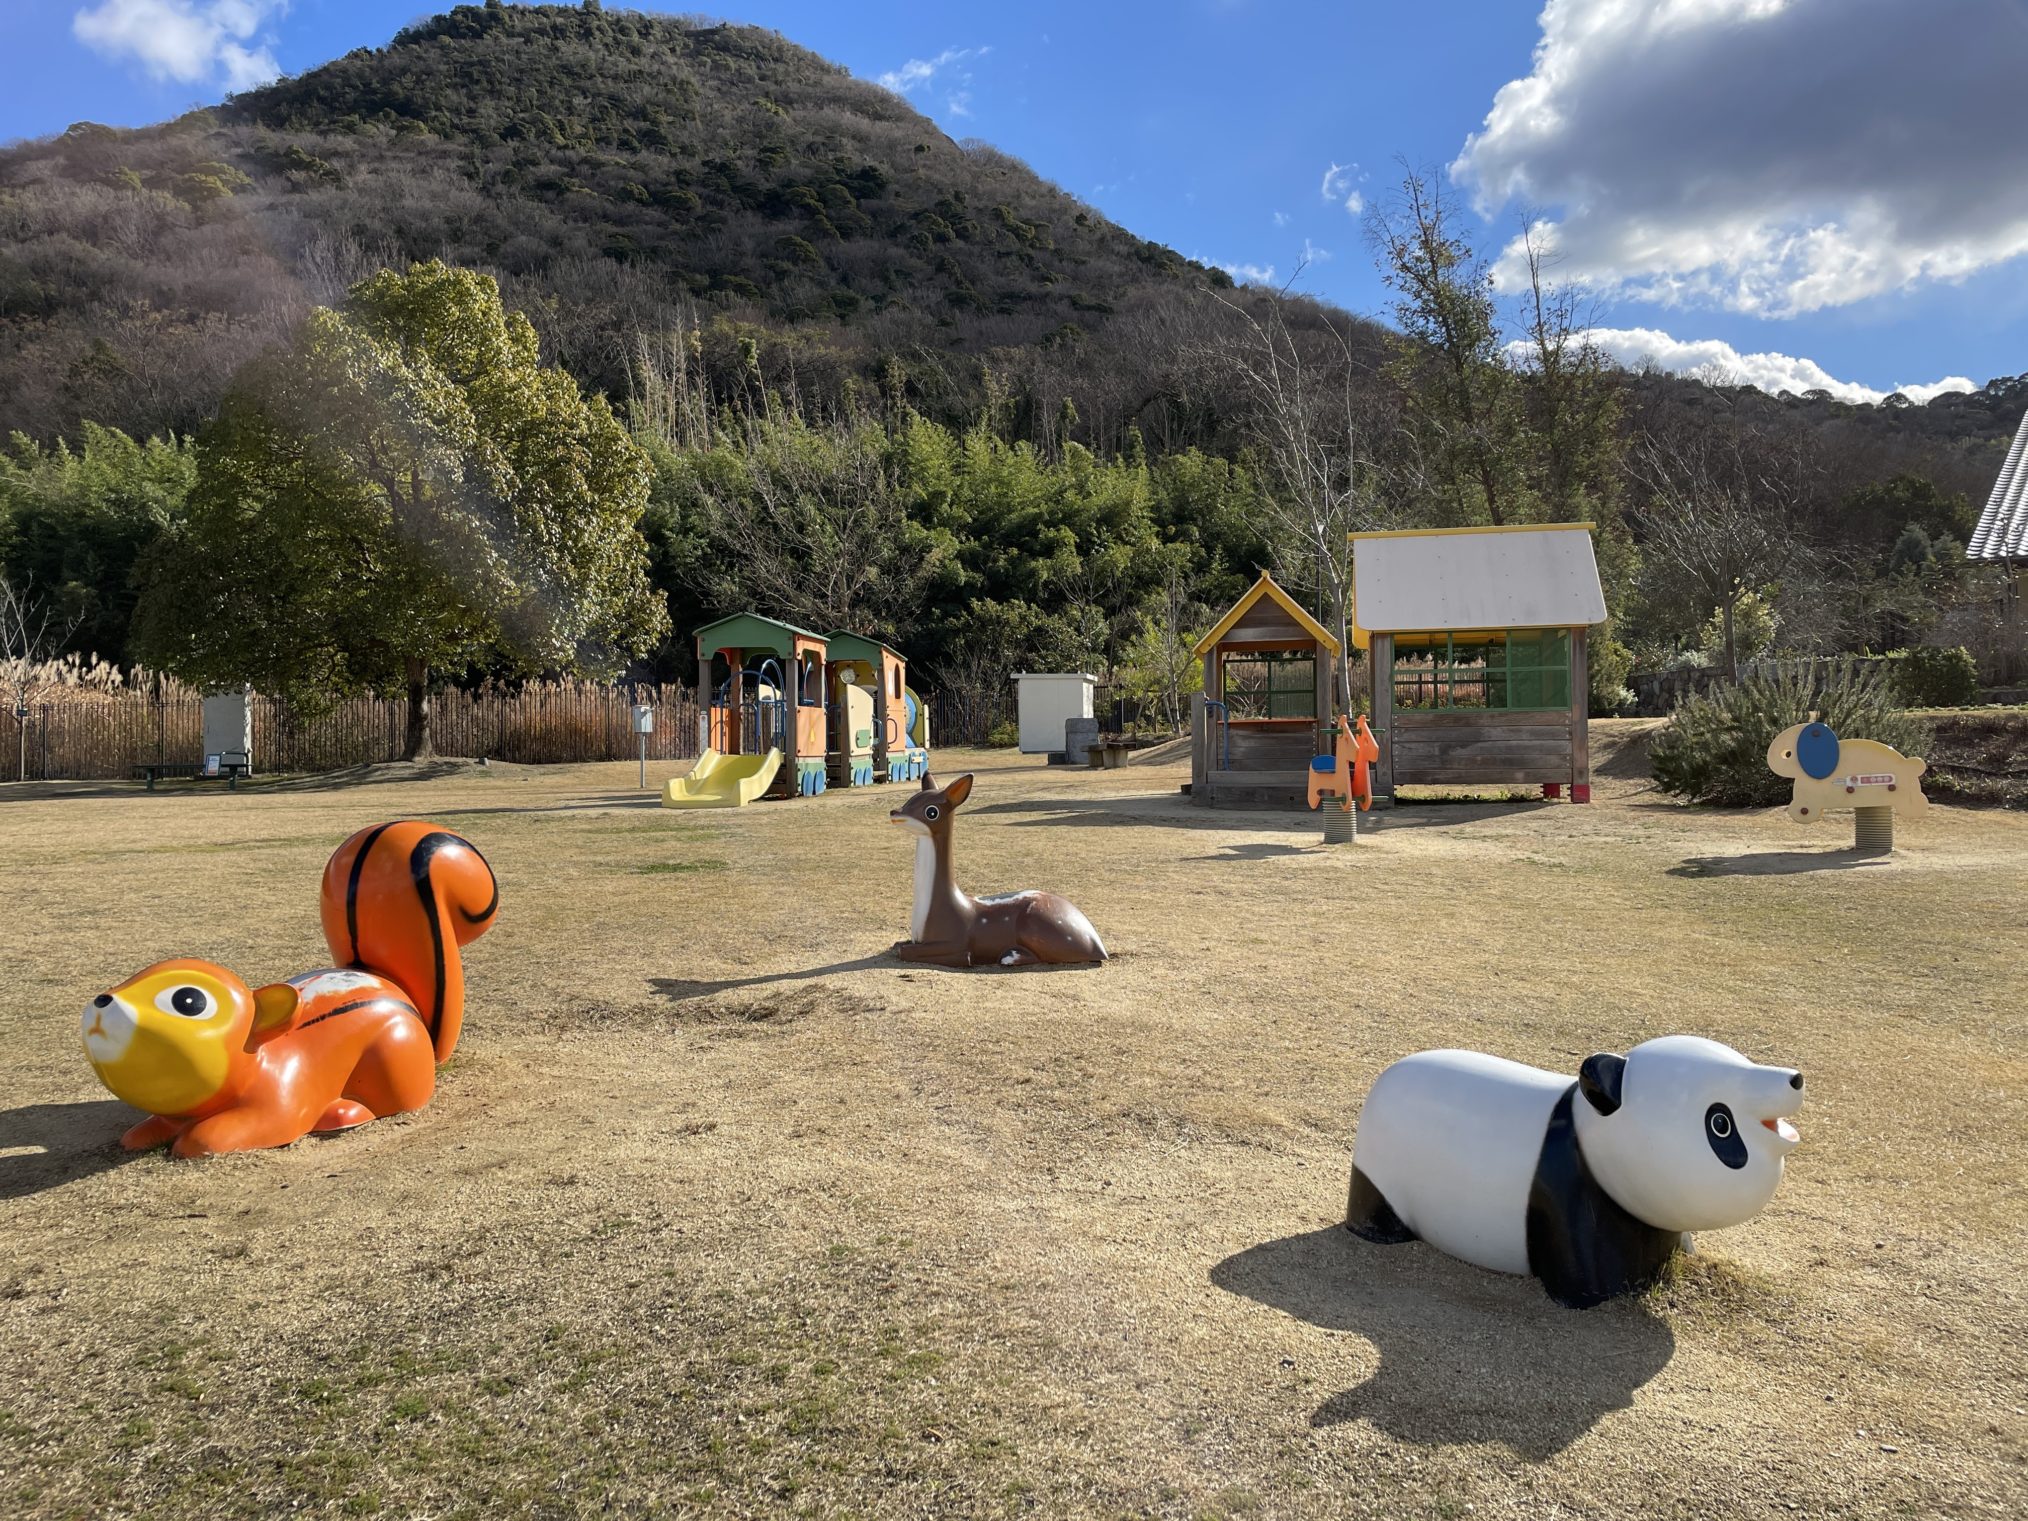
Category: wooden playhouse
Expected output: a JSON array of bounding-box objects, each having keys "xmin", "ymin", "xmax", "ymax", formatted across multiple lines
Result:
[
  {"xmin": 1189, "ymin": 572, "xmax": 1343, "ymax": 808},
  {"xmin": 1353, "ymin": 523, "xmax": 1605, "ymax": 802}
]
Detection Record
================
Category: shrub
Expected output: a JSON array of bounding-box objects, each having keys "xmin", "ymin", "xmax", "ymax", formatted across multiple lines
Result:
[
  {"xmin": 1887, "ymin": 645, "xmax": 1981, "ymax": 708},
  {"xmin": 985, "ymin": 719, "xmax": 1019, "ymax": 748},
  {"xmin": 1651, "ymin": 660, "xmax": 1931, "ymax": 807}
]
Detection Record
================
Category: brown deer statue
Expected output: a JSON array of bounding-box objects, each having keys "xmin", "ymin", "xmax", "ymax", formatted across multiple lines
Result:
[{"xmin": 888, "ymin": 773, "xmax": 1108, "ymax": 968}]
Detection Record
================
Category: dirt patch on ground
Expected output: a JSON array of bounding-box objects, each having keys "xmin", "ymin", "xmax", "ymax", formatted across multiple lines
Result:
[{"xmin": 1, "ymin": 747, "xmax": 2023, "ymax": 1518}]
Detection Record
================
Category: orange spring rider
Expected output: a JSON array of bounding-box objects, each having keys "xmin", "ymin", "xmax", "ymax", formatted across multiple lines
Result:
[{"xmin": 1308, "ymin": 713, "xmax": 1379, "ymax": 812}]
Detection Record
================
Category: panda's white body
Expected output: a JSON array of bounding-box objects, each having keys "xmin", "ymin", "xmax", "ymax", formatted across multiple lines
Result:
[
  {"xmin": 1354, "ymin": 1049, "xmax": 1568, "ymax": 1275},
  {"xmin": 1349, "ymin": 1036, "xmax": 1805, "ymax": 1307}
]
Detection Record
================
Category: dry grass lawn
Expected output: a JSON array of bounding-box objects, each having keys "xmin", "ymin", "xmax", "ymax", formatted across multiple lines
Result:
[{"xmin": 2, "ymin": 723, "xmax": 2023, "ymax": 1519}]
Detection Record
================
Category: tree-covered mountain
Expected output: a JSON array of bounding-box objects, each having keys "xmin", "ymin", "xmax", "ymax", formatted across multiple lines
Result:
[
  {"xmin": 1, "ymin": 0, "xmax": 2021, "ymax": 480},
  {"xmin": 1, "ymin": 0, "xmax": 1365, "ymax": 453}
]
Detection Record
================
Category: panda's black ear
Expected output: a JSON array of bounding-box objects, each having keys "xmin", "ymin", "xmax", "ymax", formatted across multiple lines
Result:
[{"xmin": 1579, "ymin": 1052, "xmax": 1626, "ymax": 1116}]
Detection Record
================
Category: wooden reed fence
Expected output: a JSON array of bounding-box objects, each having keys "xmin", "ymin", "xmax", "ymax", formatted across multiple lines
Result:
[{"xmin": 4, "ymin": 684, "xmax": 702, "ymax": 782}]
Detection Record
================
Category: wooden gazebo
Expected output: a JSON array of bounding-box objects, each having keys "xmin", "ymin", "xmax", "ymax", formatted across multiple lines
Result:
[{"xmin": 1189, "ymin": 572, "xmax": 1343, "ymax": 808}]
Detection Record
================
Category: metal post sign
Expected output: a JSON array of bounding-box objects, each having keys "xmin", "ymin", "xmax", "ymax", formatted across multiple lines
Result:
[{"xmin": 632, "ymin": 704, "xmax": 653, "ymax": 790}]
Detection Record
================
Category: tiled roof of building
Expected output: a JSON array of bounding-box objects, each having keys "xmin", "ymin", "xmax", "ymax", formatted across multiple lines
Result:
[{"xmin": 1969, "ymin": 407, "xmax": 2028, "ymax": 561}]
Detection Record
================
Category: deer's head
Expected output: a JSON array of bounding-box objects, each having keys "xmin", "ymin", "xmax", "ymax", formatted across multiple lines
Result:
[{"xmin": 888, "ymin": 771, "xmax": 973, "ymax": 839}]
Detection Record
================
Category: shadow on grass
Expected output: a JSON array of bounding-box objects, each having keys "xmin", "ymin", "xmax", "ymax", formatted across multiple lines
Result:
[
  {"xmin": 1211, "ymin": 1226, "xmax": 1675, "ymax": 1459},
  {"xmin": 967, "ymin": 795, "xmax": 1301, "ymax": 831},
  {"xmin": 1185, "ymin": 841, "xmax": 1320, "ymax": 861},
  {"xmin": 0, "ymin": 1100, "xmax": 145, "ymax": 1200},
  {"xmin": 646, "ymin": 943, "xmax": 1112, "ymax": 1001},
  {"xmin": 1669, "ymin": 850, "xmax": 1892, "ymax": 878},
  {"xmin": 0, "ymin": 782, "xmax": 145, "ymax": 803},
  {"xmin": 647, "ymin": 953, "xmax": 907, "ymax": 1002},
  {"xmin": 1208, "ymin": 1224, "xmax": 1671, "ymax": 1460},
  {"xmin": 0, "ymin": 760, "xmax": 483, "ymax": 804}
]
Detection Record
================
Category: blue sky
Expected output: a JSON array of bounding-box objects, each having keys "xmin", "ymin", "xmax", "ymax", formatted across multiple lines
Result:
[{"xmin": 4, "ymin": 0, "xmax": 2025, "ymax": 404}]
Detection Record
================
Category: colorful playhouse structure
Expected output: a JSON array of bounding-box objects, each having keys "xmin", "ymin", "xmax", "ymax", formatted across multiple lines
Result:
[
  {"xmin": 1189, "ymin": 572, "xmax": 1344, "ymax": 808},
  {"xmin": 664, "ymin": 614, "xmax": 930, "ymax": 809},
  {"xmin": 823, "ymin": 632, "xmax": 930, "ymax": 786},
  {"xmin": 1354, "ymin": 523, "xmax": 1605, "ymax": 803}
]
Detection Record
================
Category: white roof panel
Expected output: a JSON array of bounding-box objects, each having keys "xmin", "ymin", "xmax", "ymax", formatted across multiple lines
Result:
[
  {"xmin": 1352, "ymin": 525, "xmax": 1606, "ymax": 633},
  {"xmin": 1968, "ymin": 408, "xmax": 2028, "ymax": 561}
]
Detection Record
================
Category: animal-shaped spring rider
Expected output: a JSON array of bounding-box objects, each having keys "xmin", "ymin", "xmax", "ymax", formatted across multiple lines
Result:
[
  {"xmin": 81, "ymin": 822, "xmax": 498, "ymax": 1158},
  {"xmin": 1768, "ymin": 717, "xmax": 1928, "ymax": 851},
  {"xmin": 1309, "ymin": 713, "xmax": 1379, "ymax": 843},
  {"xmin": 1347, "ymin": 1036, "xmax": 1803, "ymax": 1308},
  {"xmin": 888, "ymin": 772, "xmax": 1107, "ymax": 968}
]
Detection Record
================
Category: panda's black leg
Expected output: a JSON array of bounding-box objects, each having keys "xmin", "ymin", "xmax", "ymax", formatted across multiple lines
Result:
[{"xmin": 1346, "ymin": 1166, "xmax": 1416, "ymax": 1245}]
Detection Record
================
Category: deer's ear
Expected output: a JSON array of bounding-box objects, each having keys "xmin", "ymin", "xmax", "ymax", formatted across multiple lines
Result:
[
  {"xmin": 919, "ymin": 771, "xmax": 936, "ymax": 792},
  {"xmin": 944, "ymin": 773, "xmax": 974, "ymax": 808}
]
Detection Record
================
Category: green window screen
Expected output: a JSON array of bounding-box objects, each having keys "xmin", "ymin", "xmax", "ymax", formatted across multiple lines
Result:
[
  {"xmin": 1223, "ymin": 653, "xmax": 1317, "ymax": 719},
  {"xmin": 1391, "ymin": 631, "xmax": 1570, "ymax": 712}
]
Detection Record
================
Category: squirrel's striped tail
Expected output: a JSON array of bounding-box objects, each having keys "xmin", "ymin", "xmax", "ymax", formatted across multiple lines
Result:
[{"xmin": 320, "ymin": 821, "xmax": 499, "ymax": 1062}]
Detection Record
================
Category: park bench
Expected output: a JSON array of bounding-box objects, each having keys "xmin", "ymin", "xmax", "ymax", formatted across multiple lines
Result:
[{"xmin": 134, "ymin": 754, "xmax": 251, "ymax": 791}]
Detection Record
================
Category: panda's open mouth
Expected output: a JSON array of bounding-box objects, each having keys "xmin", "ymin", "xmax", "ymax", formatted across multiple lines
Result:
[{"xmin": 1762, "ymin": 1117, "xmax": 1799, "ymax": 1144}]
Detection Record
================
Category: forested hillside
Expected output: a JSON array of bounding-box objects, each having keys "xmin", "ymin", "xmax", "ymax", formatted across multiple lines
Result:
[{"xmin": 0, "ymin": 0, "xmax": 1341, "ymax": 453}]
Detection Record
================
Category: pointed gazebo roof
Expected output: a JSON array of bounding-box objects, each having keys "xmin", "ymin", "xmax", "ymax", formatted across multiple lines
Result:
[
  {"xmin": 1191, "ymin": 572, "xmax": 1342, "ymax": 658},
  {"xmin": 1969, "ymin": 407, "xmax": 2028, "ymax": 562}
]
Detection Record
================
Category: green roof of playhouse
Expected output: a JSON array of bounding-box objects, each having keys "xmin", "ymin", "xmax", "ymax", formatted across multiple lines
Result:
[
  {"xmin": 824, "ymin": 631, "xmax": 904, "ymax": 663},
  {"xmin": 693, "ymin": 612, "xmax": 827, "ymax": 659}
]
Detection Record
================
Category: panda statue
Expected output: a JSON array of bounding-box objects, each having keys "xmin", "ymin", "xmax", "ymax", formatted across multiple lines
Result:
[{"xmin": 1347, "ymin": 1036, "xmax": 1804, "ymax": 1308}]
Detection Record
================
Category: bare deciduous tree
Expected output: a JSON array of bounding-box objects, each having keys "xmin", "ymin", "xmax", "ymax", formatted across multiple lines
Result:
[
  {"xmin": 1629, "ymin": 420, "xmax": 1815, "ymax": 682},
  {"xmin": 2, "ymin": 577, "xmax": 82, "ymax": 781},
  {"xmin": 1201, "ymin": 276, "xmax": 1394, "ymax": 711}
]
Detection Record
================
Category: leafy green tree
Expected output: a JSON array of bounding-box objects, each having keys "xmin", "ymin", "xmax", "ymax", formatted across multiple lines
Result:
[
  {"xmin": 0, "ymin": 425, "xmax": 194, "ymax": 661},
  {"xmin": 653, "ymin": 405, "xmax": 950, "ymax": 642},
  {"xmin": 1369, "ymin": 166, "xmax": 1523, "ymax": 525},
  {"xmin": 1699, "ymin": 588, "xmax": 1778, "ymax": 665},
  {"xmin": 137, "ymin": 261, "xmax": 667, "ymax": 757},
  {"xmin": 1841, "ymin": 475, "xmax": 1975, "ymax": 564}
]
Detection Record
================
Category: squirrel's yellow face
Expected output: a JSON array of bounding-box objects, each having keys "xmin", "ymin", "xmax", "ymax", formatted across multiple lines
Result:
[{"xmin": 82, "ymin": 959, "xmax": 254, "ymax": 1118}]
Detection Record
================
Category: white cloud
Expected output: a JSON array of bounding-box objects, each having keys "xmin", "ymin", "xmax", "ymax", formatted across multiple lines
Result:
[
  {"xmin": 74, "ymin": 0, "xmax": 284, "ymax": 90},
  {"xmin": 1300, "ymin": 237, "xmax": 1332, "ymax": 266},
  {"xmin": 1561, "ymin": 325, "xmax": 1977, "ymax": 405},
  {"xmin": 946, "ymin": 91, "xmax": 972, "ymax": 118},
  {"xmin": 1320, "ymin": 160, "xmax": 1366, "ymax": 220},
  {"xmin": 1272, "ymin": 210, "xmax": 1290, "ymax": 228},
  {"xmin": 1217, "ymin": 260, "xmax": 1278, "ymax": 286},
  {"xmin": 1453, "ymin": 0, "xmax": 2028, "ymax": 318},
  {"xmin": 878, "ymin": 44, "xmax": 988, "ymax": 97}
]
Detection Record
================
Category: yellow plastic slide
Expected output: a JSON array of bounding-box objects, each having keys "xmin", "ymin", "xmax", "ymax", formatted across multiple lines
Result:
[{"xmin": 661, "ymin": 747, "xmax": 781, "ymax": 808}]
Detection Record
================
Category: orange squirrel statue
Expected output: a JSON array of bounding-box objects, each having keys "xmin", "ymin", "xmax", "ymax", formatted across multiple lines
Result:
[{"xmin": 81, "ymin": 821, "xmax": 498, "ymax": 1158}]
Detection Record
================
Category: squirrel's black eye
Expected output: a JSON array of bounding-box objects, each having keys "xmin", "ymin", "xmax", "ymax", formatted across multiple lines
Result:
[
  {"xmin": 924, "ymin": 806, "xmax": 940, "ymax": 821},
  {"xmin": 168, "ymin": 986, "xmax": 210, "ymax": 1018},
  {"xmin": 1705, "ymin": 1102, "xmax": 1747, "ymax": 1169}
]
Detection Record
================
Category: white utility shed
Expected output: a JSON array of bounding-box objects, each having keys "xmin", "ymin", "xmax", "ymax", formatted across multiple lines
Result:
[{"xmin": 1012, "ymin": 672, "xmax": 1097, "ymax": 754}]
